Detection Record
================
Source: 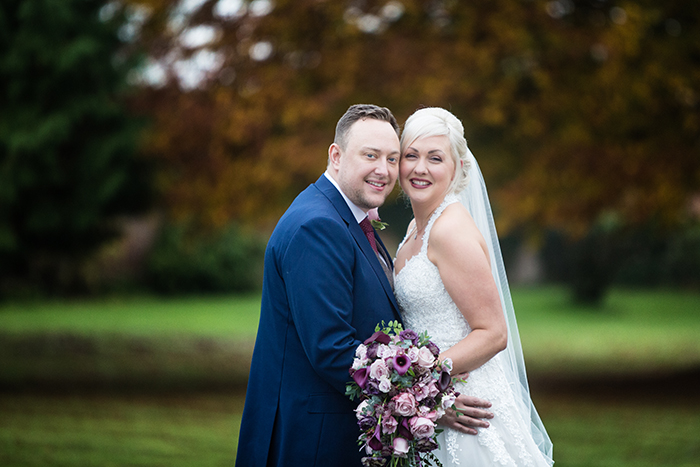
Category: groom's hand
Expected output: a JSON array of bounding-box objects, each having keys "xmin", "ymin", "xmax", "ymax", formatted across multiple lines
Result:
[{"xmin": 438, "ymin": 394, "xmax": 494, "ymax": 436}]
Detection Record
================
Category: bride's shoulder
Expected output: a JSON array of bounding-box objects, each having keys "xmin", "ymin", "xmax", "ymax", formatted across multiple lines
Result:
[
  {"xmin": 430, "ymin": 203, "xmax": 484, "ymax": 251},
  {"xmin": 433, "ymin": 202, "xmax": 476, "ymax": 234}
]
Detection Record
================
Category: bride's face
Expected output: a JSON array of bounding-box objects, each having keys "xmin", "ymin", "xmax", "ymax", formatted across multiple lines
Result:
[{"xmin": 400, "ymin": 135, "xmax": 455, "ymax": 205}]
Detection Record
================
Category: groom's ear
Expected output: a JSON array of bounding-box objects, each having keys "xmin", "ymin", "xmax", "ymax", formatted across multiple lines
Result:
[{"xmin": 328, "ymin": 143, "xmax": 342, "ymax": 169}]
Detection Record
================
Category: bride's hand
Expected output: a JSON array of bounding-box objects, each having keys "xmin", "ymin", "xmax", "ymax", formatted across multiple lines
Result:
[{"xmin": 438, "ymin": 393, "xmax": 494, "ymax": 436}]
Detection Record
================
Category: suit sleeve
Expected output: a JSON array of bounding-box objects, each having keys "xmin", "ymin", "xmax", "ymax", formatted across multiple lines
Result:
[{"xmin": 281, "ymin": 217, "xmax": 361, "ymax": 394}]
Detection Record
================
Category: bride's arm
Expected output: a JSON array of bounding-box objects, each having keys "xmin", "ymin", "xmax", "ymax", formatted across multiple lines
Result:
[{"xmin": 428, "ymin": 205, "xmax": 507, "ymax": 375}]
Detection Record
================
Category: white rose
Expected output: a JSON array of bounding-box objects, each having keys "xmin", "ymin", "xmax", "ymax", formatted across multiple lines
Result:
[
  {"xmin": 377, "ymin": 344, "xmax": 397, "ymax": 359},
  {"xmin": 378, "ymin": 376, "xmax": 392, "ymax": 393},
  {"xmin": 355, "ymin": 344, "xmax": 367, "ymax": 360},
  {"xmin": 352, "ymin": 357, "xmax": 368, "ymax": 371},
  {"xmin": 355, "ymin": 400, "xmax": 371, "ymax": 419},
  {"xmin": 441, "ymin": 393, "xmax": 457, "ymax": 410}
]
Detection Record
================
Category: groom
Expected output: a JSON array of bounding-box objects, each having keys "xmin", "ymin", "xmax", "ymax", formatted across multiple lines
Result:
[{"xmin": 236, "ymin": 105, "xmax": 491, "ymax": 467}]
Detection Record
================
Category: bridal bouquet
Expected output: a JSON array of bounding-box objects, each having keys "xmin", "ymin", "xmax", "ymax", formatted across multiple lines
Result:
[{"xmin": 346, "ymin": 321, "xmax": 459, "ymax": 467}]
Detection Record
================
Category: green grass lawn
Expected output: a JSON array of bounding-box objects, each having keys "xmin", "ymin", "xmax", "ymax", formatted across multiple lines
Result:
[
  {"xmin": 512, "ymin": 287, "xmax": 700, "ymax": 377},
  {"xmin": 0, "ymin": 294, "xmax": 262, "ymax": 338},
  {"xmin": 1, "ymin": 286, "xmax": 699, "ymax": 466},
  {"xmin": 0, "ymin": 393, "xmax": 244, "ymax": 467},
  {"xmin": 1, "ymin": 391, "xmax": 698, "ymax": 467},
  {"xmin": 2, "ymin": 286, "xmax": 698, "ymax": 379}
]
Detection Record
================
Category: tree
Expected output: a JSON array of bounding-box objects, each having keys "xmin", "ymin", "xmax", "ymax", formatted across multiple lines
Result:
[
  {"xmin": 0, "ymin": 0, "xmax": 152, "ymax": 295},
  {"xmin": 127, "ymin": 0, "xmax": 698, "ymax": 234},
  {"xmin": 124, "ymin": 0, "xmax": 698, "ymax": 302}
]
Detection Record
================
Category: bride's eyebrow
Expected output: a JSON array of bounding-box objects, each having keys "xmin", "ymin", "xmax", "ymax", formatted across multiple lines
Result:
[{"xmin": 404, "ymin": 147, "xmax": 446, "ymax": 155}]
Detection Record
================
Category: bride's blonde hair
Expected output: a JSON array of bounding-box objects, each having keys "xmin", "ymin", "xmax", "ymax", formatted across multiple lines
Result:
[{"xmin": 400, "ymin": 107, "xmax": 471, "ymax": 194}]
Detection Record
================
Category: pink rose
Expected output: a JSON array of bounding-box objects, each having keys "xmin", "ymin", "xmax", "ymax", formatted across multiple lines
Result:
[
  {"xmin": 393, "ymin": 437, "xmax": 410, "ymax": 456},
  {"xmin": 416, "ymin": 346, "xmax": 436, "ymax": 368},
  {"xmin": 409, "ymin": 416, "xmax": 435, "ymax": 439},
  {"xmin": 418, "ymin": 406, "xmax": 439, "ymax": 422},
  {"xmin": 392, "ymin": 392, "xmax": 417, "ymax": 417},
  {"xmin": 369, "ymin": 359, "xmax": 390, "ymax": 380},
  {"xmin": 368, "ymin": 208, "xmax": 381, "ymax": 221}
]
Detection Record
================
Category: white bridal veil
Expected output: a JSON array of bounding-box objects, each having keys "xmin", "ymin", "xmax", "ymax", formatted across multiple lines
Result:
[{"xmin": 459, "ymin": 146, "xmax": 554, "ymax": 465}]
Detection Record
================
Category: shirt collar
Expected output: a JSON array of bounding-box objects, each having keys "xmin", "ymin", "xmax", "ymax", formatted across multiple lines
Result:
[{"xmin": 323, "ymin": 171, "xmax": 367, "ymax": 224}]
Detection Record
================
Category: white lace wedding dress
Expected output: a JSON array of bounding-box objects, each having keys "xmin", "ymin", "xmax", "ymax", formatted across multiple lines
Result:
[{"xmin": 395, "ymin": 195, "xmax": 552, "ymax": 466}]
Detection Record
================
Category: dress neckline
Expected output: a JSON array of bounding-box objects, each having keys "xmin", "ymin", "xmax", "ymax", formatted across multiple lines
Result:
[{"xmin": 395, "ymin": 194, "xmax": 459, "ymax": 276}]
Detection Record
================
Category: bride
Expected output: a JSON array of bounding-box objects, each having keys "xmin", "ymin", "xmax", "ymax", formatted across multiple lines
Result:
[{"xmin": 394, "ymin": 107, "xmax": 554, "ymax": 466}]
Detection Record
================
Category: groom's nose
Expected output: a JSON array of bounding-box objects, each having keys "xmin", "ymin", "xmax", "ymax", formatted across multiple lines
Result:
[{"xmin": 373, "ymin": 158, "xmax": 390, "ymax": 177}]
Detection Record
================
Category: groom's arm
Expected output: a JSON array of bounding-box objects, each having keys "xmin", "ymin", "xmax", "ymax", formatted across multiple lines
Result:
[{"xmin": 282, "ymin": 216, "xmax": 361, "ymax": 394}]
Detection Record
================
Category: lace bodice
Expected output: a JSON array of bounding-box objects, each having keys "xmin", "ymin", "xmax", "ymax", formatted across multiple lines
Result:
[
  {"xmin": 394, "ymin": 195, "xmax": 469, "ymax": 353},
  {"xmin": 394, "ymin": 195, "xmax": 545, "ymax": 466}
]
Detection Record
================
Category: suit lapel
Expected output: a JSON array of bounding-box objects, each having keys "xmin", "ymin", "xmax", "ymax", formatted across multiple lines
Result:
[{"xmin": 315, "ymin": 176, "xmax": 400, "ymax": 315}]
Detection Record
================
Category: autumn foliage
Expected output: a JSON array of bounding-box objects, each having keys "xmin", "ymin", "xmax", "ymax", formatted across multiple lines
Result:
[{"xmin": 126, "ymin": 0, "xmax": 699, "ymax": 236}]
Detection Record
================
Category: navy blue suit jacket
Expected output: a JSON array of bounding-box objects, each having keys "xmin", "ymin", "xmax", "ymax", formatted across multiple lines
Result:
[{"xmin": 236, "ymin": 175, "xmax": 401, "ymax": 467}]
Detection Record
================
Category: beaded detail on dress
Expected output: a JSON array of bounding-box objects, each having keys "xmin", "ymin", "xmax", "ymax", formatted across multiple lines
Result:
[{"xmin": 394, "ymin": 195, "xmax": 543, "ymax": 466}]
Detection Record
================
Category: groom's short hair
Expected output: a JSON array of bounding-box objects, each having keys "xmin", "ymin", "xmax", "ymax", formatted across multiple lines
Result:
[{"xmin": 334, "ymin": 104, "xmax": 400, "ymax": 151}]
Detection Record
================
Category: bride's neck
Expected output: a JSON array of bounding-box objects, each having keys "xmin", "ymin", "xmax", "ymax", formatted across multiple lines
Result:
[{"xmin": 411, "ymin": 197, "xmax": 444, "ymax": 233}]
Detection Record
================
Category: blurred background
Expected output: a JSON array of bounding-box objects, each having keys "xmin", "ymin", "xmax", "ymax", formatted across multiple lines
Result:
[{"xmin": 1, "ymin": 0, "xmax": 699, "ymax": 466}]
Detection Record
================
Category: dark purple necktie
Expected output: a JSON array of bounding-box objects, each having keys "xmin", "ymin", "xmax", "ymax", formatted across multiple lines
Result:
[{"xmin": 359, "ymin": 217, "xmax": 378, "ymax": 253}]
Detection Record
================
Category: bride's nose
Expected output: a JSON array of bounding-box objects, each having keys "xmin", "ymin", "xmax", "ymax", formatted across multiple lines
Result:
[{"xmin": 414, "ymin": 157, "xmax": 428, "ymax": 174}]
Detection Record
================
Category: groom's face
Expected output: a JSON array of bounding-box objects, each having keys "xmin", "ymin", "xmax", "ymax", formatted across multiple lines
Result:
[{"xmin": 329, "ymin": 118, "xmax": 400, "ymax": 211}]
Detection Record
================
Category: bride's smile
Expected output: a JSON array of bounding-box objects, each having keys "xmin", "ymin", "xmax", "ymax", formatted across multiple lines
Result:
[{"xmin": 400, "ymin": 135, "xmax": 456, "ymax": 208}]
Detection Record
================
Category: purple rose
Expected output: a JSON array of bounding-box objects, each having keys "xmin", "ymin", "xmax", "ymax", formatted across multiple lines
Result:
[
  {"xmin": 364, "ymin": 331, "xmax": 392, "ymax": 345},
  {"xmin": 365, "ymin": 380, "xmax": 380, "ymax": 396},
  {"xmin": 366, "ymin": 344, "xmax": 379, "ymax": 360},
  {"xmin": 358, "ymin": 415, "xmax": 377, "ymax": 431},
  {"xmin": 399, "ymin": 329, "xmax": 419, "ymax": 344},
  {"xmin": 392, "ymin": 354, "xmax": 411, "ymax": 375},
  {"xmin": 352, "ymin": 367, "xmax": 369, "ymax": 389},
  {"xmin": 426, "ymin": 341, "xmax": 440, "ymax": 357},
  {"xmin": 422, "ymin": 397, "xmax": 437, "ymax": 409}
]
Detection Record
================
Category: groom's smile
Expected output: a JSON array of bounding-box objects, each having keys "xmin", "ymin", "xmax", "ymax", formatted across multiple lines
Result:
[{"xmin": 328, "ymin": 118, "xmax": 400, "ymax": 211}]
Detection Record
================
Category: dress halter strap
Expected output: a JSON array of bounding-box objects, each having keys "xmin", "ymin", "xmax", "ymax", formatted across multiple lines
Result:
[{"xmin": 420, "ymin": 194, "xmax": 459, "ymax": 255}]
